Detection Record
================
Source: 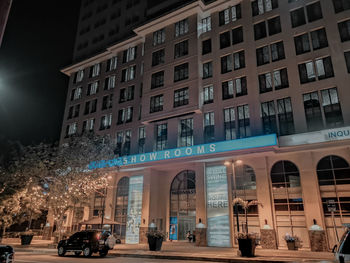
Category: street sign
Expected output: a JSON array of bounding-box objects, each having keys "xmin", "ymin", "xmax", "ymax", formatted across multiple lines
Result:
[{"xmin": 327, "ymin": 200, "xmax": 337, "ymax": 212}]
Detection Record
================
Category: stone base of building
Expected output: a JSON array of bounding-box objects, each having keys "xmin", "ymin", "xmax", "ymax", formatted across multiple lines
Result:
[
  {"xmin": 195, "ymin": 228, "xmax": 207, "ymax": 246},
  {"xmin": 260, "ymin": 229, "xmax": 277, "ymax": 249},
  {"xmin": 42, "ymin": 226, "xmax": 53, "ymax": 240},
  {"xmin": 309, "ymin": 230, "xmax": 328, "ymax": 252},
  {"xmin": 139, "ymin": 227, "xmax": 148, "ymax": 244}
]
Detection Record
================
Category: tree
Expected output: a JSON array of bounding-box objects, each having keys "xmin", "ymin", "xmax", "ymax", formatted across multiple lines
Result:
[{"xmin": 232, "ymin": 198, "xmax": 262, "ymax": 235}]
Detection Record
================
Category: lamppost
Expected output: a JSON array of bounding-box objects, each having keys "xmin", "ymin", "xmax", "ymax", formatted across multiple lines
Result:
[
  {"xmin": 225, "ymin": 160, "xmax": 243, "ymax": 233},
  {"xmin": 100, "ymin": 175, "xmax": 113, "ymax": 229}
]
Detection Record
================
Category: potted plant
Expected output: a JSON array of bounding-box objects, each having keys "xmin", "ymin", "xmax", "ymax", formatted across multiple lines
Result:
[
  {"xmin": 146, "ymin": 230, "xmax": 165, "ymax": 251},
  {"xmin": 284, "ymin": 233, "xmax": 300, "ymax": 250},
  {"xmin": 20, "ymin": 230, "xmax": 34, "ymax": 245},
  {"xmin": 233, "ymin": 198, "xmax": 262, "ymax": 257}
]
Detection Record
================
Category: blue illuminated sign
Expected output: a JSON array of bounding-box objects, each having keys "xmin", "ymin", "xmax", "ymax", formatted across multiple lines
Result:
[{"xmin": 88, "ymin": 134, "xmax": 277, "ymax": 169}]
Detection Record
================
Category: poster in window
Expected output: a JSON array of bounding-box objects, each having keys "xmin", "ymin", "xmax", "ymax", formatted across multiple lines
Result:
[{"xmin": 169, "ymin": 217, "xmax": 178, "ymax": 240}]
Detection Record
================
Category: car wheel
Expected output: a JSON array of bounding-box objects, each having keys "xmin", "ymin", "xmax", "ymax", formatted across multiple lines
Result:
[
  {"xmin": 58, "ymin": 246, "xmax": 66, "ymax": 257},
  {"xmin": 99, "ymin": 249, "xmax": 108, "ymax": 257},
  {"xmin": 74, "ymin": 251, "xmax": 82, "ymax": 256},
  {"xmin": 83, "ymin": 246, "xmax": 92, "ymax": 257}
]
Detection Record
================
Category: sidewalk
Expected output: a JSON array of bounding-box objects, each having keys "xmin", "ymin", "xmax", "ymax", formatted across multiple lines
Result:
[{"xmin": 0, "ymin": 238, "xmax": 335, "ymax": 262}]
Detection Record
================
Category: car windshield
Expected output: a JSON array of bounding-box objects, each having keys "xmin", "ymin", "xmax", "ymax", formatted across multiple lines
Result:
[
  {"xmin": 0, "ymin": 246, "xmax": 12, "ymax": 253},
  {"xmin": 340, "ymin": 230, "xmax": 350, "ymax": 254}
]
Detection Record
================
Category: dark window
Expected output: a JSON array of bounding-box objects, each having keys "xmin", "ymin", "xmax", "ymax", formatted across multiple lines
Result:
[
  {"xmin": 338, "ymin": 19, "xmax": 350, "ymax": 42},
  {"xmin": 174, "ymin": 87, "xmax": 189, "ymax": 107},
  {"xmin": 298, "ymin": 61, "xmax": 316, "ymax": 84},
  {"xmin": 310, "ymin": 28, "xmax": 328, "ymax": 50},
  {"xmin": 233, "ymin": 50, "xmax": 245, "ymax": 70},
  {"xmin": 220, "ymin": 31, "xmax": 231, "ymax": 49},
  {"xmin": 150, "ymin": 95, "xmax": 163, "ymax": 113},
  {"xmin": 345, "ymin": 51, "xmax": 350, "ymax": 73},
  {"xmin": 270, "ymin": 41, "xmax": 285, "ymax": 62},
  {"xmin": 203, "ymin": 85, "xmax": 213, "ymax": 104},
  {"xmin": 271, "ymin": 161, "xmax": 300, "ymax": 188},
  {"xmin": 268, "ymin": 16, "xmax": 281, "ymax": 35},
  {"xmin": 102, "ymin": 94, "xmax": 113, "ymax": 110},
  {"xmin": 317, "ymin": 155, "xmax": 350, "ymax": 186},
  {"xmin": 290, "ymin": 7, "xmax": 306, "ymax": 28},
  {"xmin": 235, "ymin": 77, "xmax": 247, "ymax": 97},
  {"xmin": 178, "ymin": 118, "xmax": 193, "ymax": 147},
  {"xmin": 232, "ymin": 26, "xmax": 243, "ymax": 45},
  {"xmin": 256, "ymin": 46, "xmax": 270, "ymax": 66},
  {"xmin": 202, "ymin": 39, "xmax": 211, "ymax": 55},
  {"xmin": 119, "ymin": 85, "xmax": 134, "ymax": 103},
  {"xmin": 333, "ymin": 0, "xmax": 350, "ymax": 13},
  {"xmin": 316, "ymin": 57, "xmax": 334, "ymax": 80},
  {"xmin": 261, "ymin": 101, "xmax": 277, "ymax": 134},
  {"xmin": 254, "ymin": 21, "xmax": 267, "ymax": 40},
  {"xmin": 294, "ymin": 33, "xmax": 310, "ymax": 55},
  {"xmin": 221, "ymin": 55, "xmax": 232, "ymax": 74},
  {"xmin": 204, "ymin": 112, "xmax": 215, "ymax": 143},
  {"xmin": 174, "ymin": 63, "xmax": 189, "ymax": 82},
  {"xmin": 152, "ymin": 49, "xmax": 165, "ymax": 66},
  {"xmin": 155, "ymin": 123, "xmax": 167, "ymax": 151},
  {"xmin": 151, "ymin": 71, "xmax": 164, "ymax": 89},
  {"xmin": 306, "ymin": 2, "xmax": 323, "ymax": 23},
  {"xmin": 277, "ymin": 97, "xmax": 294, "ymax": 135},
  {"xmin": 251, "ymin": 0, "xmax": 278, "ymax": 16},
  {"xmin": 321, "ymin": 88, "xmax": 344, "ymax": 127},
  {"xmin": 222, "ymin": 80, "xmax": 234, "ymax": 100},
  {"xmin": 259, "ymin": 73, "xmax": 273, "ymax": 94},
  {"xmin": 219, "ymin": 8, "xmax": 229, "ymax": 26},
  {"xmin": 237, "ymin": 105, "xmax": 250, "ymax": 138},
  {"xmin": 303, "ymin": 91, "xmax": 323, "ymax": 131},
  {"xmin": 224, "ymin": 107, "xmax": 236, "ymax": 140},
  {"xmin": 174, "ymin": 40, "xmax": 189, "ymax": 59},
  {"xmin": 275, "ymin": 68, "xmax": 289, "ymax": 90},
  {"xmin": 203, "ymin": 61, "xmax": 213, "ymax": 79}
]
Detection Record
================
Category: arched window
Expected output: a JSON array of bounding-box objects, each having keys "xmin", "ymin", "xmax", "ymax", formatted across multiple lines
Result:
[
  {"xmin": 317, "ymin": 155, "xmax": 350, "ymax": 186},
  {"xmin": 235, "ymin": 164, "xmax": 256, "ymax": 190},
  {"xmin": 114, "ymin": 177, "xmax": 129, "ymax": 239},
  {"xmin": 271, "ymin": 160, "xmax": 300, "ymax": 188}
]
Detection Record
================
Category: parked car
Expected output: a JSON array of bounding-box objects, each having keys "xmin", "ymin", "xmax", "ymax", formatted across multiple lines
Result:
[
  {"xmin": 333, "ymin": 224, "xmax": 350, "ymax": 263},
  {"xmin": 57, "ymin": 230, "xmax": 115, "ymax": 257},
  {"xmin": 0, "ymin": 245, "xmax": 14, "ymax": 263}
]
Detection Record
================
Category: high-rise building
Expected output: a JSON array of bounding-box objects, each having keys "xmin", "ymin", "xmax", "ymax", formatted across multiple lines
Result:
[
  {"xmin": 0, "ymin": 0, "xmax": 12, "ymax": 46},
  {"xmin": 60, "ymin": 0, "xmax": 350, "ymax": 251}
]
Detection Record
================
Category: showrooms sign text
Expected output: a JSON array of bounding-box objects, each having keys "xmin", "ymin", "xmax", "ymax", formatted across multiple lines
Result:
[{"xmin": 88, "ymin": 134, "xmax": 277, "ymax": 169}]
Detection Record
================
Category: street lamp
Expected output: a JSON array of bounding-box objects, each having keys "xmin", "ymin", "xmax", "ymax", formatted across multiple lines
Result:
[
  {"xmin": 100, "ymin": 175, "xmax": 113, "ymax": 229},
  {"xmin": 225, "ymin": 160, "xmax": 242, "ymax": 233}
]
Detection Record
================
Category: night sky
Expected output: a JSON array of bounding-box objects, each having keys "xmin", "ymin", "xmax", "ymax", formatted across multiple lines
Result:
[{"xmin": 0, "ymin": 0, "xmax": 81, "ymax": 145}]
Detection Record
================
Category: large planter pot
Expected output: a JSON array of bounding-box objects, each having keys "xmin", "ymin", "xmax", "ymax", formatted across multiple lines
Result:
[
  {"xmin": 147, "ymin": 236, "xmax": 163, "ymax": 251},
  {"xmin": 20, "ymin": 234, "xmax": 34, "ymax": 245},
  {"xmin": 238, "ymin": 238, "xmax": 256, "ymax": 257},
  {"xmin": 286, "ymin": 241, "xmax": 297, "ymax": 250}
]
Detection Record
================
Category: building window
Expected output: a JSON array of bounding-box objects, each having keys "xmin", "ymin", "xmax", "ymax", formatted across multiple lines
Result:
[
  {"xmin": 311, "ymin": 28, "xmax": 328, "ymax": 50},
  {"xmin": 298, "ymin": 57, "xmax": 334, "ymax": 83},
  {"xmin": 155, "ymin": 123, "xmax": 167, "ymax": 151},
  {"xmin": 317, "ymin": 155, "xmax": 350, "ymax": 186},
  {"xmin": 100, "ymin": 114, "xmax": 112, "ymax": 130},
  {"xmin": 321, "ymin": 88, "xmax": 344, "ymax": 127},
  {"xmin": 235, "ymin": 76, "xmax": 247, "ymax": 97},
  {"xmin": 222, "ymin": 80, "xmax": 234, "ymax": 100},
  {"xmin": 102, "ymin": 94, "xmax": 113, "ymax": 110},
  {"xmin": 152, "ymin": 49, "xmax": 165, "ymax": 66},
  {"xmin": 174, "ymin": 63, "xmax": 189, "ymax": 82},
  {"xmin": 138, "ymin": 127, "xmax": 145, "ymax": 153},
  {"xmin": 104, "ymin": 75, "xmax": 116, "ymax": 90},
  {"xmin": 219, "ymin": 8, "xmax": 230, "ymax": 26},
  {"xmin": 122, "ymin": 47, "xmax": 137, "ymax": 63},
  {"xmin": 119, "ymin": 85, "xmax": 134, "ymax": 103},
  {"xmin": 115, "ymin": 131, "xmax": 124, "ymax": 156},
  {"xmin": 67, "ymin": 104, "xmax": 80, "ymax": 119},
  {"xmin": 114, "ymin": 177, "xmax": 129, "ymax": 238},
  {"xmin": 74, "ymin": 69, "xmax": 84, "ymax": 83},
  {"xmin": 89, "ymin": 63, "xmax": 100, "ymax": 78},
  {"xmin": 268, "ymin": 16, "xmax": 281, "ymax": 36},
  {"xmin": 294, "ymin": 33, "xmax": 310, "ymax": 55},
  {"xmin": 260, "ymin": 68, "xmax": 288, "ymax": 93},
  {"xmin": 84, "ymin": 99, "xmax": 97, "ymax": 115},
  {"xmin": 174, "ymin": 40, "xmax": 188, "ymax": 59},
  {"xmin": 256, "ymin": 45, "xmax": 270, "ymax": 66},
  {"xmin": 259, "ymin": 72, "xmax": 272, "ymax": 93},
  {"xmin": 117, "ymin": 107, "xmax": 133, "ymax": 124},
  {"xmin": 233, "ymin": 50, "xmax": 245, "ymax": 70},
  {"xmin": 202, "ymin": 39, "xmax": 211, "ymax": 55},
  {"xmin": 252, "ymin": 0, "xmax": 278, "ymax": 16},
  {"xmin": 254, "ymin": 21, "xmax": 267, "ymax": 40},
  {"xmin": 82, "ymin": 118, "xmax": 95, "ymax": 132},
  {"xmin": 221, "ymin": 54, "xmax": 232, "ymax": 74},
  {"xmin": 270, "ymin": 41, "xmax": 285, "ymax": 62},
  {"xmin": 232, "ymin": 26, "xmax": 243, "ymax": 45},
  {"xmin": 123, "ymin": 130, "xmax": 131, "ymax": 155},
  {"xmin": 153, "ymin": 28, "xmax": 165, "ymax": 46},
  {"xmin": 290, "ymin": 7, "xmax": 306, "ymax": 28},
  {"xmin": 106, "ymin": 56, "xmax": 117, "ymax": 72},
  {"xmin": 204, "ymin": 112, "xmax": 215, "ymax": 143},
  {"xmin": 121, "ymin": 65, "xmax": 136, "ymax": 82},
  {"xmin": 203, "ymin": 85, "xmax": 214, "ymax": 104},
  {"xmin": 71, "ymin": 87, "xmax": 82, "ymax": 101},
  {"xmin": 66, "ymin": 123, "xmax": 77, "ymax": 137},
  {"xmin": 231, "ymin": 3, "xmax": 242, "ymax": 21},
  {"xmin": 237, "ymin": 104, "xmax": 250, "ymax": 138},
  {"xmin": 201, "ymin": 16, "xmax": 211, "ymax": 33},
  {"xmin": 202, "ymin": 61, "xmax": 212, "ymax": 79},
  {"xmin": 303, "ymin": 91, "xmax": 323, "ymax": 131},
  {"xmin": 174, "ymin": 87, "xmax": 189, "ymax": 107},
  {"xmin": 224, "ymin": 107, "xmax": 236, "ymax": 140},
  {"xmin": 220, "ymin": 31, "xmax": 231, "ymax": 49},
  {"xmin": 338, "ymin": 19, "xmax": 350, "ymax": 42},
  {"xmin": 150, "ymin": 95, "xmax": 163, "ymax": 113},
  {"xmin": 344, "ymin": 51, "xmax": 350, "ymax": 73},
  {"xmin": 175, "ymin": 19, "xmax": 189, "ymax": 37},
  {"xmin": 261, "ymin": 101, "xmax": 277, "ymax": 134},
  {"xmin": 277, "ymin": 97, "xmax": 294, "ymax": 135},
  {"xmin": 178, "ymin": 118, "xmax": 193, "ymax": 147},
  {"xmin": 87, "ymin": 81, "xmax": 99, "ymax": 95},
  {"xmin": 306, "ymin": 1, "xmax": 323, "ymax": 23},
  {"xmin": 333, "ymin": 0, "xmax": 350, "ymax": 13},
  {"xmin": 151, "ymin": 71, "xmax": 164, "ymax": 89}
]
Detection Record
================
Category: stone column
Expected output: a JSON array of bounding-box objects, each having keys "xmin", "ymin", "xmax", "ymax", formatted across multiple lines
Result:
[
  {"xmin": 139, "ymin": 169, "xmax": 151, "ymax": 244},
  {"xmin": 195, "ymin": 163, "xmax": 207, "ymax": 246}
]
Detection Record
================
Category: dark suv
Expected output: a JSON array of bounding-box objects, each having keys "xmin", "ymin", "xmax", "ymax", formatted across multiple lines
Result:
[
  {"xmin": 0, "ymin": 245, "xmax": 14, "ymax": 263},
  {"xmin": 57, "ymin": 230, "xmax": 115, "ymax": 257}
]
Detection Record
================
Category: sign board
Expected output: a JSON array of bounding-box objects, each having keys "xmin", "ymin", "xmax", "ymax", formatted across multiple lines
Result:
[
  {"xmin": 89, "ymin": 134, "xmax": 277, "ymax": 169},
  {"xmin": 206, "ymin": 165, "xmax": 231, "ymax": 247},
  {"xmin": 125, "ymin": 176, "xmax": 143, "ymax": 244},
  {"xmin": 169, "ymin": 217, "xmax": 178, "ymax": 241},
  {"xmin": 327, "ymin": 199, "xmax": 337, "ymax": 212}
]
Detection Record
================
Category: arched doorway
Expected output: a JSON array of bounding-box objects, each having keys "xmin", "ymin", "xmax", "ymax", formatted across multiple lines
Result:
[
  {"xmin": 170, "ymin": 170, "xmax": 196, "ymax": 241},
  {"xmin": 270, "ymin": 160, "xmax": 309, "ymax": 248},
  {"xmin": 317, "ymin": 155, "xmax": 350, "ymax": 248},
  {"xmin": 114, "ymin": 177, "xmax": 129, "ymax": 241}
]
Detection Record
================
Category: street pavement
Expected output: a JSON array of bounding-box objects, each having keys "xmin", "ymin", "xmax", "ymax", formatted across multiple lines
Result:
[{"xmin": 14, "ymin": 252, "xmax": 335, "ymax": 263}]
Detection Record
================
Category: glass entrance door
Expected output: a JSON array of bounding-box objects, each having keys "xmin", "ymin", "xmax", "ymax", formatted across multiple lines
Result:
[{"xmin": 178, "ymin": 216, "xmax": 196, "ymax": 240}]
